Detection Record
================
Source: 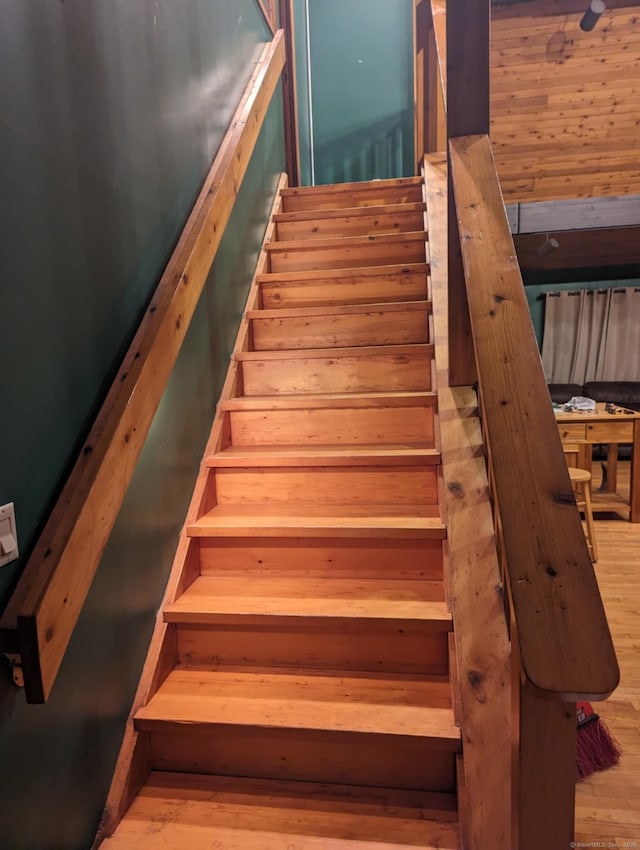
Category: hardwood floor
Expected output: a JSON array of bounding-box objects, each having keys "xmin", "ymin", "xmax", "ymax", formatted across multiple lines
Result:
[{"xmin": 575, "ymin": 461, "xmax": 640, "ymax": 846}]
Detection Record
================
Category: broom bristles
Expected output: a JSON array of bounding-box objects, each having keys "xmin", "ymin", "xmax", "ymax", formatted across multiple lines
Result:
[{"xmin": 577, "ymin": 714, "xmax": 621, "ymax": 780}]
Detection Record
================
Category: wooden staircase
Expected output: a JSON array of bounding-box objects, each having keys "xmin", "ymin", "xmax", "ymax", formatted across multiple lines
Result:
[{"xmin": 101, "ymin": 176, "xmax": 462, "ymax": 849}]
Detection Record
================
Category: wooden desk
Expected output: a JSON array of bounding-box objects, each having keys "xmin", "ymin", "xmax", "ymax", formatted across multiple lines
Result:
[{"xmin": 555, "ymin": 403, "xmax": 640, "ymax": 522}]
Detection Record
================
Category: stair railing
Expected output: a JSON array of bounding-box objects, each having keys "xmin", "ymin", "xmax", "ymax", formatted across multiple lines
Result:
[
  {"xmin": 449, "ymin": 133, "xmax": 619, "ymax": 850},
  {"xmin": 0, "ymin": 31, "xmax": 286, "ymax": 704}
]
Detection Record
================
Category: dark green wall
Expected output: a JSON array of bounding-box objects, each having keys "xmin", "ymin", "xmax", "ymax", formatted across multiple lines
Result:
[
  {"xmin": 0, "ymin": 3, "xmax": 285, "ymax": 848},
  {"xmin": 297, "ymin": 0, "xmax": 414, "ymax": 185},
  {"xmin": 0, "ymin": 0, "xmax": 270, "ymax": 605}
]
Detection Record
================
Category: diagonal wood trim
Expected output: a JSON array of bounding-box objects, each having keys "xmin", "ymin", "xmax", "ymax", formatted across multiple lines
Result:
[
  {"xmin": 0, "ymin": 31, "xmax": 286, "ymax": 704},
  {"xmin": 449, "ymin": 133, "xmax": 619, "ymax": 701},
  {"xmin": 278, "ymin": 0, "xmax": 301, "ymax": 185},
  {"xmin": 255, "ymin": 0, "xmax": 276, "ymax": 35},
  {"xmin": 429, "ymin": 0, "xmax": 446, "ymax": 103}
]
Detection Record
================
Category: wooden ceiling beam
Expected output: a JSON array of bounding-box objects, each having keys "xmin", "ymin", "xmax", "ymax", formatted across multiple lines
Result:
[
  {"xmin": 491, "ymin": 0, "xmax": 638, "ymax": 18},
  {"xmin": 515, "ymin": 225, "xmax": 640, "ymax": 271}
]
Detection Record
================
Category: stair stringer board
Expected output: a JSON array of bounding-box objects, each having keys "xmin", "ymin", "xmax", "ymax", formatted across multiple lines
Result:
[{"xmin": 92, "ymin": 174, "xmax": 289, "ymax": 847}]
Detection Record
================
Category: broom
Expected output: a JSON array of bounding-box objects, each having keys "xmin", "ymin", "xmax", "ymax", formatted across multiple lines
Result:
[{"xmin": 576, "ymin": 701, "xmax": 621, "ymax": 779}]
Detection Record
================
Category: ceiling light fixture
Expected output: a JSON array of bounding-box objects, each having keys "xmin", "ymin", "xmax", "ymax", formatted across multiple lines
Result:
[
  {"xmin": 537, "ymin": 234, "xmax": 560, "ymax": 257},
  {"xmin": 580, "ymin": 0, "xmax": 606, "ymax": 32}
]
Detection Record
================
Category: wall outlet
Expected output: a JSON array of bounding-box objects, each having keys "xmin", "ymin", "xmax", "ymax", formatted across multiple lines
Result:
[{"xmin": 0, "ymin": 503, "xmax": 19, "ymax": 568}]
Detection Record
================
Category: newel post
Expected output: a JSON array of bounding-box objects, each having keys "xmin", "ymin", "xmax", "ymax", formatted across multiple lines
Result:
[{"xmin": 513, "ymin": 640, "xmax": 577, "ymax": 849}]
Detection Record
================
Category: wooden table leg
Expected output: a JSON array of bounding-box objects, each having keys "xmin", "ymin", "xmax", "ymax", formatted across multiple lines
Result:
[
  {"xmin": 607, "ymin": 443, "xmax": 618, "ymax": 493},
  {"xmin": 631, "ymin": 421, "xmax": 640, "ymax": 523},
  {"xmin": 583, "ymin": 442, "xmax": 593, "ymax": 478}
]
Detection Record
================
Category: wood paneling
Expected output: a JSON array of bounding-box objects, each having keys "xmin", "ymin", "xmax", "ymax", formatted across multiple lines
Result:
[{"xmin": 491, "ymin": 1, "xmax": 640, "ymax": 201}]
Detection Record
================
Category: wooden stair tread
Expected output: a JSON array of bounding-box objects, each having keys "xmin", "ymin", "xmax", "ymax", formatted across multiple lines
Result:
[
  {"xmin": 274, "ymin": 200, "xmax": 426, "ymax": 223},
  {"xmin": 164, "ymin": 575, "xmax": 450, "ymax": 623},
  {"xmin": 247, "ymin": 300, "xmax": 431, "ymax": 320},
  {"xmin": 257, "ymin": 262, "xmax": 429, "ymax": 286},
  {"xmin": 274, "ymin": 211, "xmax": 426, "ymax": 243},
  {"xmin": 281, "ymin": 177, "xmax": 423, "ymax": 196},
  {"xmin": 207, "ymin": 447, "xmax": 440, "ymax": 466},
  {"xmin": 191, "ymin": 503, "xmax": 443, "ymax": 517},
  {"xmin": 221, "ymin": 390, "xmax": 437, "ymax": 411},
  {"xmin": 188, "ymin": 503, "xmax": 445, "ymax": 539},
  {"xmin": 265, "ymin": 231, "xmax": 428, "ymax": 254},
  {"xmin": 235, "ymin": 343, "xmax": 434, "ymax": 361},
  {"xmin": 134, "ymin": 667, "xmax": 460, "ymax": 744},
  {"xmin": 101, "ymin": 772, "xmax": 459, "ymax": 850}
]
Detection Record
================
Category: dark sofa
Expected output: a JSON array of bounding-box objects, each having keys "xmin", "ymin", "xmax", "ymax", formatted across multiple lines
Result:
[{"xmin": 548, "ymin": 382, "xmax": 640, "ymax": 411}]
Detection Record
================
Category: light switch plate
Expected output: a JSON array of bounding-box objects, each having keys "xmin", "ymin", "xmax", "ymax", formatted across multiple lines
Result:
[{"xmin": 0, "ymin": 503, "xmax": 19, "ymax": 568}]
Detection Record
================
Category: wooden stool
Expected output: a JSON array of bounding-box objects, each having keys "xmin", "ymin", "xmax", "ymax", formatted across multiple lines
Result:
[{"xmin": 568, "ymin": 466, "xmax": 598, "ymax": 562}]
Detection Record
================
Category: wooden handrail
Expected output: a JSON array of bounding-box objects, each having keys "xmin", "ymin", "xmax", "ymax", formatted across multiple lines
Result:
[
  {"xmin": 424, "ymin": 153, "xmax": 512, "ymax": 850},
  {"xmin": 449, "ymin": 133, "xmax": 619, "ymax": 701},
  {"xmin": 429, "ymin": 0, "xmax": 446, "ymax": 103},
  {"xmin": 0, "ymin": 31, "xmax": 286, "ymax": 704},
  {"xmin": 278, "ymin": 0, "xmax": 301, "ymax": 186}
]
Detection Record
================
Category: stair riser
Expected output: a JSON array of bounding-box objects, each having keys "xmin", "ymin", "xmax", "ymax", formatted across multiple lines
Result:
[
  {"xmin": 251, "ymin": 309, "xmax": 428, "ymax": 351},
  {"xmin": 282, "ymin": 186, "xmax": 424, "ymax": 213},
  {"xmin": 268, "ymin": 238, "xmax": 426, "ymax": 273},
  {"xmin": 240, "ymin": 351, "xmax": 433, "ymax": 395},
  {"xmin": 146, "ymin": 726, "xmax": 456, "ymax": 792},
  {"xmin": 175, "ymin": 622, "xmax": 449, "ymax": 675},
  {"xmin": 275, "ymin": 210, "xmax": 425, "ymax": 241},
  {"xmin": 227, "ymin": 405, "xmax": 435, "ymax": 447},
  {"xmin": 211, "ymin": 466, "xmax": 438, "ymax": 506},
  {"xmin": 260, "ymin": 271, "xmax": 428, "ymax": 309},
  {"xmin": 197, "ymin": 538, "xmax": 444, "ymax": 581}
]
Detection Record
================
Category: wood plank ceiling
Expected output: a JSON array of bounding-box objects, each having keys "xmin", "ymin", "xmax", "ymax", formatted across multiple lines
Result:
[{"xmin": 491, "ymin": 0, "xmax": 640, "ymax": 203}]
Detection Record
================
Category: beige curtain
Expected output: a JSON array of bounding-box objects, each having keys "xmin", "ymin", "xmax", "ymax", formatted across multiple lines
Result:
[{"xmin": 542, "ymin": 287, "xmax": 640, "ymax": 384}]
